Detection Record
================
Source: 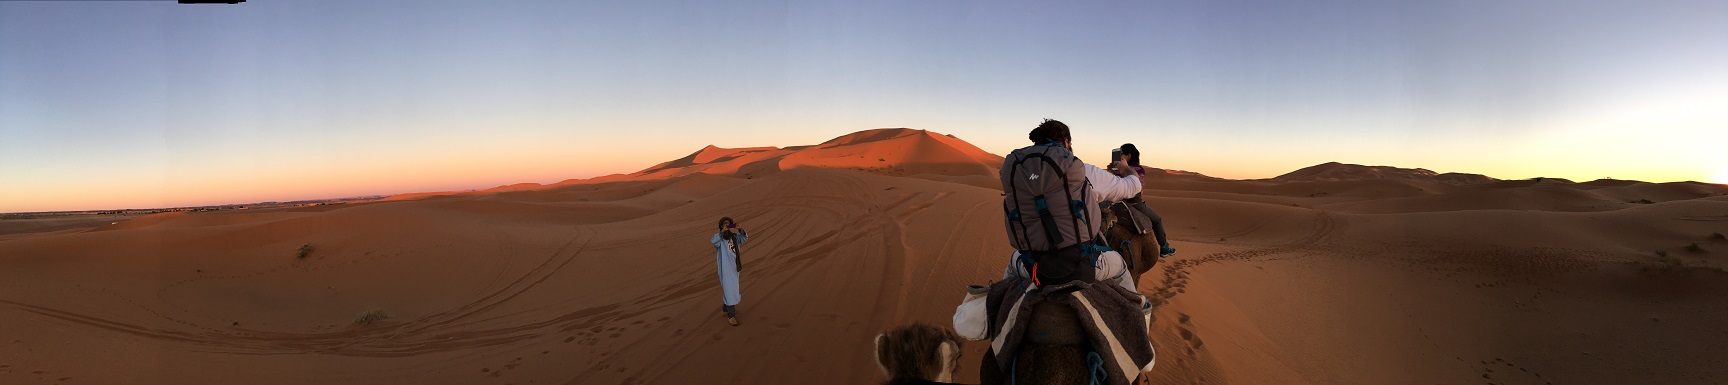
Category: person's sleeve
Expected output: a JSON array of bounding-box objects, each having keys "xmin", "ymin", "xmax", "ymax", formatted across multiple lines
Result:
[
  {"xmin": 710, "ymin": 233, "xmax": 722, "ymax": 247},
  {"xmin": 1086, "ymin": 163, "xmax": 1143, "ymax": 202},
  {"xmin": 737, "ymin": 230, "xmax": 748, "ymax": 245}
]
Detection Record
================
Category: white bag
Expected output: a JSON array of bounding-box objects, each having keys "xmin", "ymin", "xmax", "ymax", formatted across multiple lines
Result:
[{"xmin": 952, "ymin": 285, "xmax": 991, "ymax": 341}]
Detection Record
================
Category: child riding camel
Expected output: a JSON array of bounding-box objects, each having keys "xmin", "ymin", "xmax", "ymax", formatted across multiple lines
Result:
[{"xmin": 1117, "ymin": 143, "xmax": 1175, "ymax": 257}]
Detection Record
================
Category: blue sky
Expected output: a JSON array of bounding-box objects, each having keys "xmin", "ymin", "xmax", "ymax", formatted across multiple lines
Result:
[{"xmin": 2, "ymin": 0, "xmax": 1724, "ymax": 212}]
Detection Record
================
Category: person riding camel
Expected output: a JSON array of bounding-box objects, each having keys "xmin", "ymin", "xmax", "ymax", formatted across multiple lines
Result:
[
  {"xmin": 998, "ymin": 119, "xmax": 1144, "ymax": 293},
  {"xmin": 1116, "ymin": 143, "xmax": 1176, "ymax": 257},
  {"xmin": 951, "ymin": 119, "xmax": 1157, "ymax": 385},
  {"xmin": 711, "ymin": 216, "xmax": 748, "ymax": 326}
]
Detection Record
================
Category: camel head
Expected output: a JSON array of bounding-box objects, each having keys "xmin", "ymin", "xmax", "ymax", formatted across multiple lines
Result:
[
  {"xmin": 875, "ymin": 323, "xmax": 963, "ymax": 383},
  {"xmin": 1099, "ymin": 204, "xmax": 1122, "ymax": 238}
]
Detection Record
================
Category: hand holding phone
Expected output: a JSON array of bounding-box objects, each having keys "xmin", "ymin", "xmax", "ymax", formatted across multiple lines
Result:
[{"xmin": 1109, "ymin": 149, "xmax": 1124, "ymax": 172}]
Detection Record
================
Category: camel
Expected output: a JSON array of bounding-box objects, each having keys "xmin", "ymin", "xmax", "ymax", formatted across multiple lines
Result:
[
  {"xmin": 875, "ymin": 323, "xmax": 967, "ymax": 385},
  {"xmin": 966, "ymin": 206, "xmax": 1162, "ymax": 384},
  {"xmin": 978, "ymin": 300, "xmax": 1094, "ymax": 385},
  {"xmin": 1100, "ymin": 202, "xmax": 1161, "ymax": 285}
]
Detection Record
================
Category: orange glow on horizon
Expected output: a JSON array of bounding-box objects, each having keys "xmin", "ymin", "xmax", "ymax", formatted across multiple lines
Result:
[
  {"xmin": 7, "ymin": 125, "xmax": 1722, "ymax": 213},
  {"xmin": 4, "ymin": 150, "xmax": 659, "ymax": 213}
]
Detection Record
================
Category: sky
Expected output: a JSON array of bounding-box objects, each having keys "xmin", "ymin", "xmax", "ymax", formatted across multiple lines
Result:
[{"xmin": 1, "ymin": 0, "xmax": 1724, "ymax": 213}]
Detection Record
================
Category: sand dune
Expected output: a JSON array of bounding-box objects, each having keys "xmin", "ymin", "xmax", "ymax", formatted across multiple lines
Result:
[
  {"xmin": 1275, "ymin": 161, "xmax": 1495, "ymax": 184},
  {"xmin": 4, "ymin": 129, "xmax": 1728, "ymax": 384}
]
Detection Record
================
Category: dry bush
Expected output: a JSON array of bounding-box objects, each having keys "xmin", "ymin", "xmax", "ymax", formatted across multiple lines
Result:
[
  {"xmin": 1685, "ymin": 242, "xmax": 1706, "ymax": 253},
  {"xmin": 354, "ymin": 308, "xmax": 390, "ymax": 326}
]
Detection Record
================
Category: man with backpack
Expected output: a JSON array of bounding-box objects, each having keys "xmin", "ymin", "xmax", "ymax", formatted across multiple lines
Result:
[
  {"xmin": 947, "ymin": 119, "xmax": 1158, "ymax": 382},
  {"xmin": 998, "ymin": 119, "xmax": 1144, "ymax": 292}
]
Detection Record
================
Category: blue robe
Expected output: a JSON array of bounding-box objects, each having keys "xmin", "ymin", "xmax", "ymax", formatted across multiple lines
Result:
[{"xmin": 711, "ymin": 230, "xmax": 747, "ymax": 306}]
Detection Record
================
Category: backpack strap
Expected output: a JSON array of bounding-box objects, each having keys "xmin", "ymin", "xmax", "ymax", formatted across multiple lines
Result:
[
  {"xmin": 1034, "ymin": 195, "xmax": 1061, "ymax": 248},
  {"xmin": 1016, "ymin": 251, "xmax": 1041, "ymax": 287}
]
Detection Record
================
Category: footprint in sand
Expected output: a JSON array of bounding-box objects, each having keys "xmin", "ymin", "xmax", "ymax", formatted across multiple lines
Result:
[
  {"xmin": 1477, "ymin": 357, "xmax": 1549, "ymax": 385},
  {"xmin": 563, "ymin": 336, "xmax": 575, "ymax": 343},
  {"xmin": 1175, "ymin": 315, "xmax": 1208, "ymax": 356}
]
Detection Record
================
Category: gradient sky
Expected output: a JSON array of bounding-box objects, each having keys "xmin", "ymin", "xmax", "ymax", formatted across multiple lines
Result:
[{"xmin": 2, "ymin": 0, "xmax": 1724, "ymax": 213}]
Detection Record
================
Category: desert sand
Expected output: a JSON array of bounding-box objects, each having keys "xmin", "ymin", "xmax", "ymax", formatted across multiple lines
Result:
[{"xmin": 3, "ymin": 128, "xmax": 1727, "ymax": 384}]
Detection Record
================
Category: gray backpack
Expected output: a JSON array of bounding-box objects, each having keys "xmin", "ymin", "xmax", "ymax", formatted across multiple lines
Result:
[{"xmin": 1001, "ymin": 143, "xmax": 1103, "ymax": 283}]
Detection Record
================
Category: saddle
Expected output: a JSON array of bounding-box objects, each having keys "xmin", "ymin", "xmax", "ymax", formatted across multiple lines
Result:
[
  {"xmin": 1107, "ymin": 201, "xmax": 1154, "ymax": 236},
  {"xmin": 983, "ymin": 279, "xmax": 1154, "ymax": 385}
]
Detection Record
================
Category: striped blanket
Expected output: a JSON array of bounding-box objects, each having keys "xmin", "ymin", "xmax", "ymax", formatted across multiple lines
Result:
[{"xmin": 985, "ymin": 278, "xmax": 1155, "ymax": 385}]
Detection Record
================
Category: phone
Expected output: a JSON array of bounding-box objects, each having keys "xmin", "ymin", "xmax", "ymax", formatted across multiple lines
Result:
[
  {"xmin": 1110, "ymin": 148, "xmax": 1123, "ymax": 171},
  {"xmin": 727, "ymin": 223, "xmax": 737, "ymax": 229}
]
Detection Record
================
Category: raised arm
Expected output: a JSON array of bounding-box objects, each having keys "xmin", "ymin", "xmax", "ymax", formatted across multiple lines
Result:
[{"xmin": 1085, "ymin": 162, "xmax": 1143, "ymax": 202}]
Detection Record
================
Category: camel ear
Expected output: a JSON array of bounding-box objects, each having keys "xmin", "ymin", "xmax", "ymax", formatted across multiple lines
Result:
[
  {"xmin": 874, "ymin": 333, "xmax": 889, "ymax": 376},
  {"xmin": 936, "ymin": 341, "xmax": 957, "ymax": 382}
]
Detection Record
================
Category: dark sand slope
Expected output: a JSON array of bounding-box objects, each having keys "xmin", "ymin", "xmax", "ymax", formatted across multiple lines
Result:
[{"xmin": 4, "ymin": 130, "xmax": 1727, "ymax": 384}]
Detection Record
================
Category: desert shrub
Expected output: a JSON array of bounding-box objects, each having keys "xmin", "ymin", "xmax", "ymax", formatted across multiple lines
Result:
[
  {"xmin": 296, "ymin": 243, "xmax": 314, "ymax": 259},
  {"xmin": 1641, "ymin": 252, "xmax": 1686, "ymax": 274},
  {"xmin": 1712, "ymin": 232, "xmax": 1726, "ymax": 241},
  {"xmin": 1635, "ymin": 199, "xmax": 1655, "ymax": 204},
  {"xmin": 354, "ymin": 308, "xmax": 390, "ymax": 326},
  {"xmin": 1686, "ymin": 242, "xmax": 1706, "ymax": 253}
]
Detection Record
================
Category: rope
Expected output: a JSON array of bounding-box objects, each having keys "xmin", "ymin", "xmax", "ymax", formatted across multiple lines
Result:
[
  {"xmin": 1120, "ymin": 240, "xmax": 1134, "ymax": 271},
  {"xmin": 1030, "ymin": 263, "xmax": 1041, "ymax": 287},
  {"xmin": 1087, "ymin": 351, "xmax": 1107, "ymax": 385}
]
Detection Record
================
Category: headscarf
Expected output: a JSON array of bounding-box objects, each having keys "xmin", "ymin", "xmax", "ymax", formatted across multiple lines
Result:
[{"xmin": 718, "ymin": 216, "xmax": 741, "ymax": 260}]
